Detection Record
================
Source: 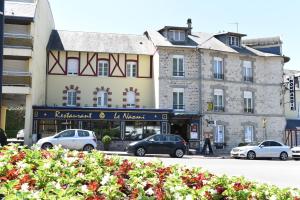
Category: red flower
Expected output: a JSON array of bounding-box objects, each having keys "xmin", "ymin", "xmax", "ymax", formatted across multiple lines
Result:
[
  {"xmin": 233, "ymin": 182, "xmax": 244, "ymax": 191},
  {"xmin": 104, "ymin": 159, "xmax": 114, "ymax": 167},
  {"xmin": 88, "ymin": 181, "xmax": 100, "ymax": 192},
  {"xmin": 41, "ymin": 150, "xmax": 52, "ymax": 159},
  {"xmin": 78, "ymin": 152, "xmax": 85, "ymax": 158},
  {"xmin": 129, "ymin": 188, "xmax": 139, "ymax": 200},
  {"xmin": 204, "ymin": 191, "xmax": 213, "ymax": 200},
  {"xmin": 154, "ymin": 184, "xmax": 165, "ymax": 200},
  {"xmin": 6, "ymin": 169, "xmax": 19, "ymax": 180},
  {"xmin": 14, "ymin": 174, "xmax": 36, "ymax": 190},
  {"xmin": 10, "ymin": 151, "xmax": 26, "ymax": 165},
  {"xmin": 216, "ymin": 185, "xmax": 225, "ymax": 194}
]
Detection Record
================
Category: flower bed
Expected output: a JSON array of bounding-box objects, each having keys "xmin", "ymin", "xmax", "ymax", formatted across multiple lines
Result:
[{"xmin": 0, "ymin": 145, "xmax": 299, "ymax": 200}]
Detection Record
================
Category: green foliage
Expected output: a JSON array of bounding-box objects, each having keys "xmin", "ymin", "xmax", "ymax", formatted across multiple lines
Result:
[
  {"xmin": 101, "ymin": 135, "xmax": 111, "ymax": 144},
  {"xmin": 5, "ymin": 109, "xmax": 25, "ymax": 138}
]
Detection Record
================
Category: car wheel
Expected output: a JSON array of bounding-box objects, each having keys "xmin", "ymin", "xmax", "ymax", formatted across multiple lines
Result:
[
  {"xmin": 247, "ymin": 151, "xmax": 256, "ymax": 160},
  {"xmin": 174, "ymin": 149, "xmax": 184, "ymax": 158},
  {"xmin": 280, "ymin": 152, "xmax": 288, "ymax": 161},
  {"xmin": 135, "ymin": 147, "xmax": 146, "ymax": 156},
  {"xmin": 41, "ymin": 143, "xmax": 53, "ymax": 149},
  {"xmin": 83, "ymin": 144, "xmax": 94, "ymax": 152}
]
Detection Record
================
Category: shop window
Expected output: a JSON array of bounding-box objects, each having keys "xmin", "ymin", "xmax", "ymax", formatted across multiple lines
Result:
[{"xmin": 125, "ymin": 121, "xmax": 160, "ymax": 140}]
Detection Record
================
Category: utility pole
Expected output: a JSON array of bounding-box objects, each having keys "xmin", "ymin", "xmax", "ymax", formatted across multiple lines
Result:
[{"xmin": 0, "ymin": 0, "xmax": 4, "ymax": 123}]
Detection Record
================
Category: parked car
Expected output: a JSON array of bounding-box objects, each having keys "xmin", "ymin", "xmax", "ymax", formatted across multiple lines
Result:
[
  {"xmin": 16, "ymin": 129, "xmax": 24, "ymax": 140},
  {"xmin": 126, "ymin": 134, "xmax": 187, "ymax": 158},
  {"xmin": 291, "ymin": 146, "xmax": 300, "ymax": 160},
  {"xmin": 36, "ymin": 129, "xmax": 97, "ymax": 151},
  {"xmin": 230, "ymin": 140, "xmax": 292, "ymax": 160}
]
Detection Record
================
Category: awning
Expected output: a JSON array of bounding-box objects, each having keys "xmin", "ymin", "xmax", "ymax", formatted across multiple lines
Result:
[{"xmin": 286, "ymin": 119, "xmax": 300, "ymax": 130}]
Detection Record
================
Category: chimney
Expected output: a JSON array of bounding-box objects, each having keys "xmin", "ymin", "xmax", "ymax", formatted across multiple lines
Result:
[{"xmin": 187, "ymin": 18, "xmax": 192, "ymax": 35}]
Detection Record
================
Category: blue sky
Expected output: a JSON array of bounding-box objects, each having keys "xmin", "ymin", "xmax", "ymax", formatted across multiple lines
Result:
[{"xmin": 48, "ymin": 0, "xmax": 300, "ymax": 70}]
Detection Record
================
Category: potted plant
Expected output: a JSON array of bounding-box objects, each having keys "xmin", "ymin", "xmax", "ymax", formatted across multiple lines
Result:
[{"xmin": 102, "ymin": 135, "xmax": 112, "ymax": 151}]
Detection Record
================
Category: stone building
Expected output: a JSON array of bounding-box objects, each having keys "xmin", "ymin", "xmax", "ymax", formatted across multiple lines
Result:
[{"xmin": 146, "ymin": 19, "xmax": 289, "ymax": 152}]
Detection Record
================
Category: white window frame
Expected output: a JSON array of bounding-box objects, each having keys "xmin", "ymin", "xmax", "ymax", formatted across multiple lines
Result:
[
  {"xmin": 97, "ymin": 91, "xmax": 108, "ymax": 107},
  {"xmin": 126, "ymin": 61, "xmax": 137, "ymax": 77},
  {"xmin": 172, "ymin": 55, "xmax": 185, "ymax": 77},
  {"xmin": 243, "ymin": 61, "xmax": 253, "ymax": 81},
  {"xmin": 173, "ymin": 88, "xmax": 184, "ymax": 111},
  {"xmin": 170, "ymin": 30, "xmax": 185, "ymax": 41},
  {"xmin": 67, "ymin": 89, "xmax": 77, "ymax": 106},
  {"xmin": 229, "ymin": 36, "xmax": 240, "ymax": 47},
  {"xmin": 215, "ymin": 125, "xmax": 225, "ymax": 143},
  {"xmin": 244, "ymin": 125, "xmax": 254, "ymax": 143},
  {"xmin": 213, "ymin": 89, "xmax": 224, "ymax": 111},
  {"xmin": 98, "ymin": 60, "xmax": 109, "ymax": 76},
  {"xmin": 67, "ymin": 58, "xmax": 79, "ymax": 76},
  {"xmin": 244, "ymin": 91, "xmax": 253, "ymax": 112},
  {"xmin": 213, "ymin": 57, "xmax": 224, "ymax": 79},
  {"xmin": 127, "ymin": 91, "xmax": 136, "ymax": 108}
]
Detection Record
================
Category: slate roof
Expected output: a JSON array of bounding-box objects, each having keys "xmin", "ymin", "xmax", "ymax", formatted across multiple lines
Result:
[
  {"xmin": 4, "ymin": 1, "xmax": 36, "ymax": 19},
  {"xmin": 145, "ymin": 30, "xmax": 281, "ymax": 57},
  {"xmin": 243, "ymin": 36, "xmax": 282, "ymax": 46},
  {"xmin": 47, "ymin": 30, "xmax": 156, "ymax": 55}
]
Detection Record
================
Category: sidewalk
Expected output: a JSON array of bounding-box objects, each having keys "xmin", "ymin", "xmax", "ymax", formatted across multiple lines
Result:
[{"xmin": 98, "ymin": 150, "xmax": 231, "ymax": 159}]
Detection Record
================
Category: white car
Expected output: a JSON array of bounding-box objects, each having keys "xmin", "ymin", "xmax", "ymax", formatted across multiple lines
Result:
[
  {"xmin": 36, "ymin": 129, "xmax": 97, "ymax": 151},
  {"xmin": 291, "ymin": 146, "xmax": 300, "ymax": 160},
  {"xmin": 17, "ymin": 129, "xmax": 24, "ymax": 140},
  {"xmin": 230, "ymin": 140, "xmax": 292, "ymax": 160}
]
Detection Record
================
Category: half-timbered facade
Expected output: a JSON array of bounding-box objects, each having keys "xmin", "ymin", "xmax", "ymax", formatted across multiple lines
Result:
[{"xmin": 32, "ymin": 30, "xmax": 171, "ymax": 149}]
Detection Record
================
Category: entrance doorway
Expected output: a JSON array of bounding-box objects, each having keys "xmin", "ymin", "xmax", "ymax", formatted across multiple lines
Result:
[{"xmin": 170, "ymin": 121, "xmax": 188, "ymax": 141}]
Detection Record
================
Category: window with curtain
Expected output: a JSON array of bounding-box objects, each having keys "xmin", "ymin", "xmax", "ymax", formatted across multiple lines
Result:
[
  {"xmin": 67, "ymin": 89, "xmax": 77, "ymax": 106},
  {"xmin": 67, "ymin": 59, "xmax": 79, "ymax": 75},
  {"xmin": 98, "ymin": 60, "xmax": 109, "ymax": 76},
  {"xmin": 127, "ymin": 91, "xmax": 136, "ymax": 108},
  {"xmin": 244, "ymin": 91, "xmax": 253, "ymax": 113},
  {"xmin": 213, "ymin": 57, "xmax": 224, "ymax": 79},
  {"xmin": 243, "ymin": 61, "xmax": 253, "ymax": 82},
  {"xmin": 126, "ymin": 62, "xmax": 137, "ymax": 77},
  {"xmin": 97, "ymin": 91, "xmax": 108, "ymax": 107},
  {"xmin": 213, "ymin": 89, "xmax": 224, "ymax": 111},
  {"xmin": 173, "ymin": 55, "xmax": 184, "ymax": 77}
]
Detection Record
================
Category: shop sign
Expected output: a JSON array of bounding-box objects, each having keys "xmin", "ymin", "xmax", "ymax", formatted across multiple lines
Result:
[
  {"xmin": 289, "ymin": 76, "xmax": 296, "ymax": 111},
  {"xmin": 190, "ymin": 123, "xmax": 198, "ymax": 139}
]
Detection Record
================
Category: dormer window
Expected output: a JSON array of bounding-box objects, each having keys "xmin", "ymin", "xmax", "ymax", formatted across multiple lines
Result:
[
  {"xmin": 229, "ymin": 36, "xmax": 240, "ymax": 47},
  {"xmin": 169, "ymin": 30, "xmax": 185, "ymax": 42}
]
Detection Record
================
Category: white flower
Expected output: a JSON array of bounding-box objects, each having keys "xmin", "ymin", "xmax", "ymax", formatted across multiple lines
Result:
[
  {"xmin": 270, "ymin": 195, "xmax": 277, "ymax": 200},
  {"xmin": 21, "ymin": 183, "xmax": 29, "ymax": 192},
  {"xmin": 77, "ymin": 173, "xmax": 84, "ymax": 178},
  {"xmin": 55, "ymin": 182, "xmax": 61, "ymax": 190},
  {"xmin": 186, "ymin": 194, "xmax": 193, "ymax": 200},
  {"xmin": 101, "ymin": 173, "xmax": 110, "ymax": 185},
  {"xmin": 145, "ymin": 188, "xmax": 154, "ymax": 196},
  {"xmin": 31, "ymin": 191, "xmax": 40, "ymax": 199},
  {"xmin": 209, "ymin": 189, "xmax": 217, "ymax": 195},
  {"xmin": 81, "ymin": 185, "xmax": 89, "ymax": 193},
  {"xmin": 43, "ymin": 162, "xmax": 51, "ymax": 169},
  {"xmin": 16, "ymin": 161, "xmax": 27, "ymax": 169}
]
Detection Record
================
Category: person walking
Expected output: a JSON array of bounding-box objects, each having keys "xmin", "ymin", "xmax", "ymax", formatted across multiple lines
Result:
[
  {"xmin": 0, "ymin": 128, "xmax": 8, "ymax": 146},
  {"xmin": 201, "ymin": 132, "xmax": 213, "ymax": 155}
]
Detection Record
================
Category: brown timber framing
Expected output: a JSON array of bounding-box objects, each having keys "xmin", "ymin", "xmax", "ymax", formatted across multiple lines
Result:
[
  {"xmin": 47, "ymin": 51, "xmax": 152, "ymax": 78},
  {"xmin": 80, "ymin": 52, "xmax": 97, "ymax": 76}
]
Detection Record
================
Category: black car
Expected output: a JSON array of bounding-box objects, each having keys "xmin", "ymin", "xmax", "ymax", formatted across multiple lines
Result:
[{"xmin": 126, "ymin": 134, "xmax": 187, "ymax": 158}]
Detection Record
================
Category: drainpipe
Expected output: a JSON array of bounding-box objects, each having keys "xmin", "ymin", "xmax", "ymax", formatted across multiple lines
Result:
[{"xmin": 197, "ymin": 47, "xmax": 203, "ymax": 153}]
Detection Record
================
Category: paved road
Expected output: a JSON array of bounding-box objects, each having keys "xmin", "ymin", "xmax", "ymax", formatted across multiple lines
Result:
[{"xmin": 116, "ymin": 154, "xmax": 300, "ymax": 189}]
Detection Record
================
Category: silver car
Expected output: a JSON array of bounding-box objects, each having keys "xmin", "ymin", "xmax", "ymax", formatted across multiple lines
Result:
[
  {"xmin": 36, "ymin": 129, "xmax": 97, "ymax": 151},
  {"xmin": 231, "ymin": 140, "xmax": 292, "ymax": 160},
  {"xmin": 291, "ymin": 146, "xmax": 300, "ymax": 160}
]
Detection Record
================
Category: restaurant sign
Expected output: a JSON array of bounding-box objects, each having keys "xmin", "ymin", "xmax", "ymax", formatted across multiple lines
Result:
[{"xmin": 33, "ymin": 110, "xmax": 169, "ymax": 121}]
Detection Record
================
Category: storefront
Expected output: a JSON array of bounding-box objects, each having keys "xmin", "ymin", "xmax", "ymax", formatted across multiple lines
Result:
[{"xmin": 32, "ymin": 106, "xmax": 172, "ymax": 142}]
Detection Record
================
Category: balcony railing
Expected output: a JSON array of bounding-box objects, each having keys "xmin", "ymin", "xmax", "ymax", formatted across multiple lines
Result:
[
  {"xmin": 173, "ymin": 104, "xmax": 185, "ymax": 111},
  {"xmin": 214, "ymin": 73, "xmax": 224, "ymax": 80},
  {"xmin": 2, "ymin": 71, "xmax": 32, "ymax": 87},
  {"xmin": 244, "ymin": 108, "xmax": 254, "ymax": 113},
  {"xmin": 213, "ymin": 105, "xmax": 224, "ymax": 112},
  {"xmin": 244, "ymin": 76, "xmax": 253, "ymax": 82},
  {"xmin": 173, "ymin": 71, "xmax": 185, "ymax": 77}
]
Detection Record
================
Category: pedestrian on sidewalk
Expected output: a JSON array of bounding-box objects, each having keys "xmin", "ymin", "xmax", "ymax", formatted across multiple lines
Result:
[
  {"xmin": 201, "ymin": 132, "xmax": 213, "ymax": 155},
  {"xmin": 0, "ymin": 128, "xmax": 8, "ymax": 146}
]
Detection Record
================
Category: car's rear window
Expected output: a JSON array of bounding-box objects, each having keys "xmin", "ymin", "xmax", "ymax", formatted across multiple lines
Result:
[{"xmin": 78, "ymin": 130, "xmax": 90, "ymax": 137}]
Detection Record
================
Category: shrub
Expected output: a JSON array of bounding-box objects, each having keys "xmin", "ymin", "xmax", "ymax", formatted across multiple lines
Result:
[{"xmin": 101, "ymin": 135, "xmax": 111, "ymax": 144}]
